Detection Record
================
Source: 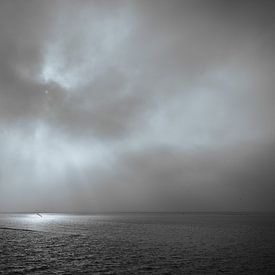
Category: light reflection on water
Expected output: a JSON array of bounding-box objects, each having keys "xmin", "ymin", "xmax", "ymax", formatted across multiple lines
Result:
[
  {"xmin": 0, "ymin": 213, "xmax": 77, "ymax": 233},
  {"xmin": 17, "ymin": 213, "xmax": 64, "ymax": 223}
]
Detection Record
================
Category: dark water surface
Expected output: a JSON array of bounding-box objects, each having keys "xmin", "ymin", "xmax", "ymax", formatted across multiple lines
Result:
[{"xmin": 0, "ymin": 213, "xmax": 275, "ymax": 274}]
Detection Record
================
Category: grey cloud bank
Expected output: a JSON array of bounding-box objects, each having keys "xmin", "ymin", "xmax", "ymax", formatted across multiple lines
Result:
[{"xmin": 0, "ymin": 0, "xmax": 274, "ymax": 212}]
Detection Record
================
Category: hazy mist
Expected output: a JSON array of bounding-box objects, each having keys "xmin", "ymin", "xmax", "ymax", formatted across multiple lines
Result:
[{"xmin": 0, "ymin": 0, "xmax": 274, "ymax": 212}]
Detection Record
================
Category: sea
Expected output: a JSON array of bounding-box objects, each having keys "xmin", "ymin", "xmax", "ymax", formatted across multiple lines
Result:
[{"xmin": 0, "ymin": 213, "xmax": 275, "ymax": 274}]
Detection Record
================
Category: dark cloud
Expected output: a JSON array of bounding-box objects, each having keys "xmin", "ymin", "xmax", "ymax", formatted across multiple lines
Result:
[{"xmin": 0, "ymin": 0, "xmax": 274, "ymax": 212}]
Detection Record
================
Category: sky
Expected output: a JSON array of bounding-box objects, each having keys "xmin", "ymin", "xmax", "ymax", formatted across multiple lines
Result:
[{"xmin": 0, "ymin": 0, "xmax": 274, "ymax": 212}]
